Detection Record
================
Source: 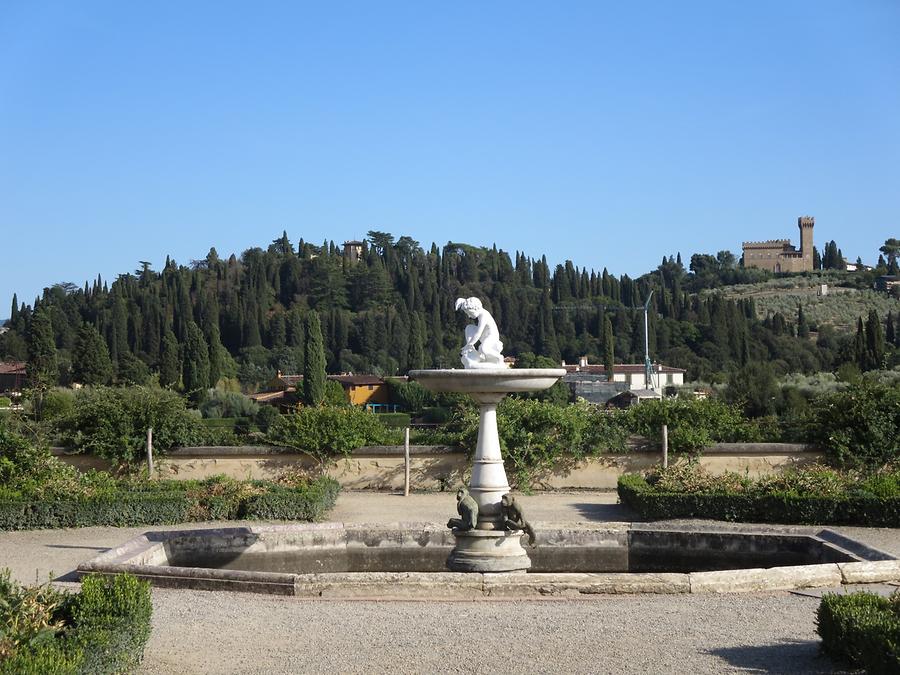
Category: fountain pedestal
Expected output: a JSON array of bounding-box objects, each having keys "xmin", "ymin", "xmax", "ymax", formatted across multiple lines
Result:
[{"xmin": 409, "ymin": 369, "xmax": 565, "ymax": 573}]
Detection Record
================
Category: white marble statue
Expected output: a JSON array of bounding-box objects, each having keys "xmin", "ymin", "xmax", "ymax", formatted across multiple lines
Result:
[{"xmin": 455, "ymin": 297, "xmax": 508, "ymax": 369}]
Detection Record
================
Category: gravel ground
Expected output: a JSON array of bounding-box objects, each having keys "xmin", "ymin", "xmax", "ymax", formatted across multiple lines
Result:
[{"xmin": 138, "ymin": 590, "xmax": 841, "ymax": 674}]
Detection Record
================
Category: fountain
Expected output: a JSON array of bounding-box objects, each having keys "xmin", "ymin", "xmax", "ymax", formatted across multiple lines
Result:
[
  {"xmin": 80, "ymin": 300, "xmax": 900, "ymax": 597},
  {"xmin": 409, "ymin": 297, "xmax": 565, "ymax": 572}
]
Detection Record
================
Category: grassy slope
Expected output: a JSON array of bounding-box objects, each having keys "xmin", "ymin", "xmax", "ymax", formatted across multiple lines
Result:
[{"xmin": 704, "ymin": 274, "xmax": 900, "ymax": 331}]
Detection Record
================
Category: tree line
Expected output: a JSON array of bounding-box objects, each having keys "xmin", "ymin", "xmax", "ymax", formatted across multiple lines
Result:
[{"xmin": 1, "ymin": 230, "xmax": 896, "ymax": 394}]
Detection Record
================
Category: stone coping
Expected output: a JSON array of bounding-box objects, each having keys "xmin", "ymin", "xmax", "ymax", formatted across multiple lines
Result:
[
  {"xmin": 77, "ymin": 522, "xmax": 899, "ymax": 599},
  {"xmin": 52, "ymin": 442, "xmax": 820, "ymax": 458}
]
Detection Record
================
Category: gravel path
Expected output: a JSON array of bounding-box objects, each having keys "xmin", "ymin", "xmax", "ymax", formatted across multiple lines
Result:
[{"xmin": 138, "ymin": 590, "xmax": 840, "ymax": 674}]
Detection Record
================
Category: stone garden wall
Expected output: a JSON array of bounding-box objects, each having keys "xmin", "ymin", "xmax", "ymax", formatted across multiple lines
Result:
[{"xmin": 53, "ymin": 443, "xmax": 823, "ymax": 491}]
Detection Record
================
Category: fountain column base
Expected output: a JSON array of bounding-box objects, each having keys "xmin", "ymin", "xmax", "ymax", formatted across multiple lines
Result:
[{"xmin": 446, "ymin": 529, "xmax": 532, "ymax": 573}]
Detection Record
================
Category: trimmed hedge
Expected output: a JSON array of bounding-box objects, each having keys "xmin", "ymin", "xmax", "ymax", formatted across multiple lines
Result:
[
  {"xmin": 617, "ymin": 474, "xmax": 900, "ymax": 526},
  {"xmin": 0, "ymin": 476, "xmax": 340, "ymax": 531},
  {"xmin": 0, "ymin": 572, "xmax": 152, "ymax": 674},
  {"xmin": 817, "ymin": 591, "xmax": 900, "ymax": 672},
  {"xmin": 375, "ymin": 412, "xmax": 411, "ymax": 429},
  {"xmin": 242, "ymin": 479, "xmax": 341, "ymax": 520}
]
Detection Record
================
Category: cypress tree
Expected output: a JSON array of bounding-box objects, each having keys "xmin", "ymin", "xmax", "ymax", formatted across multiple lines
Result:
[
  {"xmin": 303, "ymin": 311, "xmax": 326, "ymax": 406},
  {"xmin": 182, "ymin": 321, "xmax": 210, "ymax": 401},
  {"xmin": 207, "ymin": 322, "xmax": 224, "ymax": 387},
  {"xmin": 72, "ymin": 323, "xmax": 112, "ymax": 385},
  {"xmin": 270, "ymin": 312, "xmax": 286, "ymax": 348},
  {"xmin": 796, "ymin": 303, "xmax": 809, "ymax": 339},
  {"xmin": 9, "ymin": 293, "xmax": 18, "ymax": 325},
  {"xmin": 536, "ymin": 291, "xmax": 560, "ymax": 360},
  {"xmin": 159, "ymin": 329, "xmax": 181, "ymax": 388},
  {"xmin": 854, "ymin": 318, "xmax": 867, "ymax": 370},
  {"xmin": 27, "ymin": 307, "xmax": 58, "ymax": 389},
  {"xmin": 603, "ymin": 315, "xmax": 615, "ymax": 380},
  {"xmin": 408, "ymin": 312, "xmax": 426, "ymax": 371},
  {"xmin": 865, "ymin": 310, "xmax": 885, "ymax": 370},
  {"xmin": 887, "ymin": 311, "xmax": 897, "ymax": 347}
]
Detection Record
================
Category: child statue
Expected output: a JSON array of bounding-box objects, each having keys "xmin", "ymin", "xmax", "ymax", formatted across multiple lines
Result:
[{"xmin": 455, "ymin": 297, "xmax": 508, "ymax": 369}]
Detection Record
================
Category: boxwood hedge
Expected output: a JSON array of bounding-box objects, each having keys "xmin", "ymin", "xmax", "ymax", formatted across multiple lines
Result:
[
  {"xmin": 817, "ymin": 591, "xmax": 900, "ymax": 672},
  {"xmin": 617, "ymin": 473, "xmax": 900, "ymax": 526},
  {"xmin": 0, "ymin": 572, "xmax": 152, "ymax": 675},
  {"xmin": 0, "ymin": 476, "xmax": 340, "ymax": 531}
]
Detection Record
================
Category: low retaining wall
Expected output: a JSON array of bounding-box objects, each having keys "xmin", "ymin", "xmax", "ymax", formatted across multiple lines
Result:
[
  {"xmin": 78, "ymin": 523, "xmax": 898, "ymax": 599},
  {"xmin": 53, "ymin": 443, "xmax": 824, "ymax": 491}
]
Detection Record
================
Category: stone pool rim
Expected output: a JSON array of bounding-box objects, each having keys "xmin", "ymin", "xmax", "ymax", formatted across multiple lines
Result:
[{"xmin": 76, "ymin": 522, "xmax": 900, "ymax": 599}]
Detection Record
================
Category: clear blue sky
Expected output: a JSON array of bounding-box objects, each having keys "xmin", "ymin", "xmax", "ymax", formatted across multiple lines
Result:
[{"xmin": 1, "ymin": 1, "xmax": 898, "ymax": 311}]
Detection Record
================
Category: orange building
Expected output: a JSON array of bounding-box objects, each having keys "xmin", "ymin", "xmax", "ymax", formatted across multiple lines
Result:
[{"xmin": 329, "ymin": 374, "xmax": 388, "ymax": 407}]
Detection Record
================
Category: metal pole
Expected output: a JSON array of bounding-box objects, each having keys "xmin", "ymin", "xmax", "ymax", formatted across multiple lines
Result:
[
  {"xmin": 643, "ymin": 291, "xmax": 654, "ymax": 390},
  {"xmin": 403, "ymin": 427, "xmax": 411, "ymax": 496},
  {"xmin": 661, "ymin": 424, "xmax": 668, "ymax": 469},
  {"xmin": 147, "ymin": 427, "xmax": 154, "ymax": 479}
]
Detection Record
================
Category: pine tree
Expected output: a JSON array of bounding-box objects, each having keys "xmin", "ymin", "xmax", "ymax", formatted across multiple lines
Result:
[
  {"xmin": 182, "ymin": 321, "xmax": 210, "ymax": 401},
  {"xmin": 159, "ymin": 329, "xmax": 181, "ymax": 388},
  {"xmin": 303, "ymin": 311, "xmax": 326, "ymax": 406},
  {"xmin": 887, "ymin": 311, "xmax": 897, "ymax": 347},
  {"xmin": 27, "ymin": 307, "xmax": 58, "ymax": 390},
  {"xmin": 72, "ymin": 323, "xmax": 112, "ymax": 385},
  {"xmin": 603, "ymin": 315, "xmax": 615, "ymax": 380}
]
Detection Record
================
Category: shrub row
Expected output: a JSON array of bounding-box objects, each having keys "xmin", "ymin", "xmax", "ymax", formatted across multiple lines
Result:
[
  {"xmin": 817, "ymin": 591, "xmax": 900, "ymax": 672},
  {"xmin": 617, "ymin": 473, "xmax": 900, "ymax": 526},
  {"xmin": 0, "ymin": 476, "xmax": 340, "ymax": 531},
  {"xmin": 0, "ymin": 572, "xmax": 152, "ymax": 674}
]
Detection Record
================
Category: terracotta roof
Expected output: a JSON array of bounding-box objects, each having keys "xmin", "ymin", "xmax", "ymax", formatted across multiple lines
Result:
[
  {"xmin": 249, "ymin": 390, "xmax": 289, "ymax": 403},
  {"xmin": 0, "ymin": 361, "xmax": 26, "ymax": 375},
  {"xmin": 278, "ymin": 375, "xmax": 303, "ymax": 386}
]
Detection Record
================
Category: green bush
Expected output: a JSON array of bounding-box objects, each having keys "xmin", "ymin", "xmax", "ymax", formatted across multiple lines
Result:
[
  {"xmin": 375, "ymin": 412, "xmax": 411, "ymax": 429},
  {"xmin": 0, "ymin": 571, "xmax": 152, "ymax": 674},
  {"xmin": 0, "ymin": 475, "xmax": 339, "ymax": 530},
  {"xmin": 455, "ymin": 398, "xmax": 626, "ymax": 487},
  {"xmin": 55, "ymin": 386, "xmax": 200, "ymax": 465},
  {"xmin": 255, "ymin": 405, "xmax": 279, "ymax": 432},
  {"xmin": 385, "ymin": 379, "xmax": 432, "ymax": 415},
  {"xmin": 817, "ymin": 591, "xmax": 900, "ymax": 672},
  {"xmin": 266, "ymin": 406, "xmax": 388, "ymax": 467},
  {"xmin": 241, "ymin": 478, "xmax": 340, "ymax": 521},
  {"xmin": 617, "ymin": 467, "xmax": 900, "ymax": 526},
  {"xmin": 38, "ymin": 389, "xmax": 75, "ymax": 421},
  {"xmin": 804, "ymin": 380, "xmax": 900, "ymax": 467},
  {"xmin": 200, "ymin": 390, "xmax": 259, "ymax": 419},
  {"xmin": 0, "ymin": 397, "xmax": 11, "ymax": 409},
  {"xmin": 624, "ymin": 397, "xmax": 772, "ymax": 452},
  {"xmin": 421, "ymin": 406, "xmax": 451, "ymax": 424}
]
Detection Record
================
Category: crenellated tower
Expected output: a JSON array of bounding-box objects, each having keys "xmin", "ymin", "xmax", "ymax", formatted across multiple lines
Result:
[
  {"xmin": 798, "ymin": 216, "xmax": 814, "ymax": 263},
  {"xmin": 743, "ymin": 216, "xmax": 815, "ymax": 273}
]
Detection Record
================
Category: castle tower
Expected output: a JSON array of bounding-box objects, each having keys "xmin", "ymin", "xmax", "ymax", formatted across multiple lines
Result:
[
  {"xmin": 343, "ymin": 240, "xmax": 364, "ymax": 264},
  {"xmin": 798, "ymin": 216, "xmax": 814, "ymax": 269}
]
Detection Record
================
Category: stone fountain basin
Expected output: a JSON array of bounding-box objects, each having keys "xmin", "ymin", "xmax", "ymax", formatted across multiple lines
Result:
[
  {"xmin": 409, "ymin": 368, "xmax": 566, "ymax": 394},
  {"xmin": 77, "ymin": 522, "xmax": 900, "ymax": 599}
]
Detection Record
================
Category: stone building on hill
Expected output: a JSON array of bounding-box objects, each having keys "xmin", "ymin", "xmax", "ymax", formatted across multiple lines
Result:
[{"xmin": 742, "ymin": 216, "xmax": 814, "ymax": 273}]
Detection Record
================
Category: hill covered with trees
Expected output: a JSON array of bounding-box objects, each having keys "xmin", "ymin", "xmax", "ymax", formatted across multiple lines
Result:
[{"xmin": 2, "ymin": 231, "xmax": 898, "ymax": 393}]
